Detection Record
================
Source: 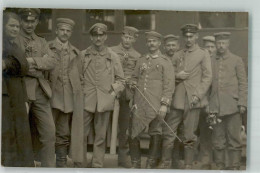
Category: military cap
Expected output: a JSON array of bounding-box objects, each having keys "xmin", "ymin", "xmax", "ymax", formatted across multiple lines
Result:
[
  {"xmin": 145, "ymin": 31, "xmax": 162, "ymax": 40},
  {"xmin": 57, "ymin": 18, "xmax": 75, "ymax": 29},
  {"xmin": 214, "ymin": 32, "xmax": 231, "ymax": 40},
  {"xmin": 203, "ymin": 36, "xmax": 215, "ymax": 43},
  {"xmin": 18, "ymin": 8, "xmax": 40, "ymax": 20},
  {"xmin": 123, "ymin": 26, "xmax": 139, "ymax": 38},
  {"xmin": 89, "ymin": 23, "xmax": 107, "ymax": 35},
  {"xmin": 181, "ymin": 24, "xmax": 199, "ymax": 34},
  {"xmin": 164, "ymin": 34, "xmax": 179, "ymax": 43}
]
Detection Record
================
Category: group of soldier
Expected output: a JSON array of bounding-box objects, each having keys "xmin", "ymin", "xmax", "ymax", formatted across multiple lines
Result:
[{"xmin": 2, "ymin": 8, "xmax": 247, "ymax": 170}]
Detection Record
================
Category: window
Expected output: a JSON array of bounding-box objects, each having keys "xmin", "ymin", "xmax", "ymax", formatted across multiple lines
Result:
[
  {"xmin": 35, "ymin": 9, "xmax": 52, "ymax": 33},
  {"xmin": 199, "ymin": 12, "xmax": 236, "ymax": 28},
  {"xmin": 84, "ymin": 10, "xmax": 115, "ymax": 31},
  {"xmin": 124, "ymin": 10, "xmax": 155, "ymax": 30}
]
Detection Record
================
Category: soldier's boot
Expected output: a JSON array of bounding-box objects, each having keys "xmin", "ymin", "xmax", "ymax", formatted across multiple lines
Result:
[
  {"xmin": 184, "ymin": 147, "xmax": 194, "ymax": 169},
  {"xmin": 118, "ymin": 148, "xmax": 132, "ymax": 168},
  {"xmin": 146, "ymin": 135, "xmax": 162, "ymax": 169},
  {"xmin": 56, "ymin": 147, "xmax": 67, "ymax": 168},
  {"xmin": 129, "ymin": 137, "xmax": 141, "ymax": 168},
  {"xmin": 157, "ymin": 145, "xmax": 173, "ymax": 169},
  {"xmin": 228, "ymin": 150, "xmax": 241, "ymax": 170},
  {"xmin": 213, "ymin": 149, "xmax": 225, "ymax": 170}
]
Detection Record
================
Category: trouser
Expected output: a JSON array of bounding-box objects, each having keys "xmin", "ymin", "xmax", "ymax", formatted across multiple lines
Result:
[
  {"xmin": 212, "ymin": 112, "xmax": 242, "ymax": 168},
  {"xmin": 198, "ymin": 109, "xmax": 212, "ymax": 165},
  {"xmin": 52, "ymin": 108, "xmax": 72, "ymax": 167},
  {"xmin": 118, "ymin": 98, "xmax": 131, "ymax": 164},
  {"xmin": 83, "ymin": 110, "xmax": 111, "ymax": 168},
  {"xmin": 162, "ymin": 105, "xmax": 200, "ymax": 165},
  {"xmin": 29, "ymin": 87, "xmax": 56, "ymax": 167}
]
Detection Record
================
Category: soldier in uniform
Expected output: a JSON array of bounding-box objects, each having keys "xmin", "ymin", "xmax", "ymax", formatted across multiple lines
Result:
[
  {"xmin": 110, "ymin": 26, "xmax": 141, "ymax": 168},
  {"xmin": 129, "ymin": 31, "xmax": 174, "ymax": 169},
  {"xmin": 48, "ymin": 18, "xmax": 84, "ymax": 167},
  {"xmin": 209, "ymin": 32, "xmax": 247, "ymax": 170},
  {"xmin": 170, "ymin": 24, "xmax": 212, "ymax": 169},
  {"xmin": 163, "ymin": 34, "xmax": 180, "ymax": 59},
  {"xmin": 81, "ymin": 23, "xmax": 125, "ymax": 168},
  {"xmin": 198, "ymin": 36, "xmax": 217, "ymax": 169},
  {"xmin": 17, "ymin": 8, "xmax": 56, "ymax": 167}
]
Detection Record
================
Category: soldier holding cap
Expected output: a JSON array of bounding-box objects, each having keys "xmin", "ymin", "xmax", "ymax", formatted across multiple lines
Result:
[
  {"xmin": 208, "ymin": 32, "xmax": 247, "ymax": 170},
  {"xmin": 81, "ymin": 23, "xmax": 125, "ymax": 168},
  {"xmin": 169, "ymin": 24, "xmax": 212, "ymax": 169},
  {"xmin": 48, "ymin": 18, "xmax": 84, "ymax": 167},
  {"xmin": 17, "ymin": 8, "xmax": 56, "ymax": 167},
  {"xmin": 110, "ymin": 26, "xmax": 141, "ymax": 168},
  {"xmin": 129, "ymin": 31, "xmax": 174, "ymax": 168},
  {"xmin": 197, "ymin": 35, "xmax": 217, "ymax": 169}
]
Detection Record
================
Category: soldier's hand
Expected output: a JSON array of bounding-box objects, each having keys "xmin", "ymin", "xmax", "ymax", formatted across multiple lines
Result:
[
  {"xmin": 191, "ymin": 96, "xmax": 200, "ymax": 108},
  {"xmin": 158, "ymin": 105, "xmax": 167, "ymax": 120},
  {"xmin": 27, "ymin": 58, "xmax": 37, "ymax": 69},
  {"xmin": 239, "ymin": 105, "xmax": 247, "ymax": 114},
  {"xmin": 176, "ymin": 71, "xmax": 190, "ymax": 80}
]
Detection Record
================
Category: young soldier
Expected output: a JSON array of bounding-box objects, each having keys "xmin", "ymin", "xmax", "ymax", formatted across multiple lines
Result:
[
  {"xmin": 81, "ymin": 23, "xmax": 125, "ymax": 168},
  {"xmin": 17, "ymin": 8, "xmax": 56, "ymax": 167},
  {"xmin": 209, "ymin": 32, "xmax": 247, "ymax": 170},
  {"xmin": 198, "ymin": 35, "xmax": 217, "ymax": 169},
  {"xmin": 170, "ymin": 24, "xmax": 212, "ymax": 169},
  {"xmin": 129, "ymin": 31, "xmax": 174, "ymax": 169},
  {"xmin": 163, "ymin": 34, "xmax": 180, "ymax": 59},
  {"xmin": 48, "ymin": 18, "xmax": 84, "ymax": 167},
  {"xmin": 110, "ymin": 26, "xmax": 141, "ymax": 168}
]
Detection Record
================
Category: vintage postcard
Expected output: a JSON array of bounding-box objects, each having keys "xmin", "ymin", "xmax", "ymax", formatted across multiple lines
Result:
[{"xmin": 2, "ymin": 8, "xmax": 248, "ymax": 170}]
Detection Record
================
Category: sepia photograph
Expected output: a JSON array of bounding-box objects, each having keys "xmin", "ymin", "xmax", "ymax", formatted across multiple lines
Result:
[{"xmin": 1, "ymin": 7, "xmax": 248, "ymax": 170}]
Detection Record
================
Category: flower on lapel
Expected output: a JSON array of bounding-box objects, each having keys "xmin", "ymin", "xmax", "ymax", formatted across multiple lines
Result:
[{"xmin": 140, "ymin": 63, "xmax": 148, "ymax": 74}]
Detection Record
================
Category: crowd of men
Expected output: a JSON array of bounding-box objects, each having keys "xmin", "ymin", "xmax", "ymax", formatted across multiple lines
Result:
[{"xmin": 2, "ymin": 8, "xmax": 247, "ymax": 170}]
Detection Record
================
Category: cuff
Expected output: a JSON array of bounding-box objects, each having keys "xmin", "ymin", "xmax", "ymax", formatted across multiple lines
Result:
[
  {"xmin": 161, "ymin": 97, "xmax": 171, "ymax": 106},
  {"xmin": 111, "ymin": 82, "xmax": 125, "ymax": 95}
]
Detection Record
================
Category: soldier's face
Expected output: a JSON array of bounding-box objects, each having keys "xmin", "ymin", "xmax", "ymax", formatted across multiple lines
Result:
[
  {"xmin": 204, "ymin": 41, "xmax": 216, "ymax": 57},
  {"xmin": 90, "ymin": 33, "xmax": 107, "ymax": 47},
  {"xmin": 146, "ymin": 38, "xmax": 161, "ymax": 52},
  {"xmin": 4, "ymin": 18, "xmax": 20, "ymax": 39},
  {"xmin": 20, "ymin": 18, "xmax": 39, "ymax": 35},
  {"xmin": 121, "ymin": 34, "xmax": 136, "ymax": 49},
  {"xmin": 56, "ymin": 25, "xmax": 72, "ymax": 43},
  {"xmin": 216, "ymin": 39, "xmax": 230, "ymax": 54},
  {"xmin": 164, "ymin": 40, "xmax": 179, "ymax": 56},
  {"xmin": 184, "ymin": 33, "xmax": 198, "ymax": 48}
]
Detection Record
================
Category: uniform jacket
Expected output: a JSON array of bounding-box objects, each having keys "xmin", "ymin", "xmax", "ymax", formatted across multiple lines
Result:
[
  {"xmin": 130, "ymin": 50, "xmax": 175, "ymax": 138},
  {"xmin": 208, "ymin": 50, "xmax": 248, "ymax": 116},
  {"xmin": 110, "ymin": 43, "xmax": 141, "ymax": 101},
  {"xmin": 81, "ymin": 45, "xmax": 125, "ymax": 113},
  {"xmin": 172, "ymin": 44, "xmax": 212, "ymax": 109},
  {"xmin": 2, "ymin": 37, "xmax": 34, "ymax": 166},
  {"xmin": 48, "ymin": 39, "xmax": 84, "ymax": 162},
  {"xmin": 17, "ymin": 32, "xmax": 57, "ymax": 100}
]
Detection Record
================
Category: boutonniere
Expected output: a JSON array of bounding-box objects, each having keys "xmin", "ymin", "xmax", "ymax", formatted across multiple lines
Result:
[{"xmin": 140, "ymin": 63, "xmax": 148, "ymax": 74}]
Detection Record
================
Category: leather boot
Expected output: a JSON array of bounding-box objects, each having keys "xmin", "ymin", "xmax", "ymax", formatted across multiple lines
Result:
[
  {"xmin": 146, "ymin": 135, "xmax": 162, "ymax": 169},
  {"xmin": 56, "ymin": 147, "xmax": 67, "ymax": 167},
  {"xmin": 184, "ymin": 147, "xmax": 194, "ymax": 169},
  {"xmin": 228, "ymin": 150, "xmax": 241, "ymax": 170},
  {"xmin": 129, "ymin": 137, "xmax": 141, "ymax": 168},
  {"xmin": 213, "ymin": 149, "xmax": 225, "ymax": 170},
  {"xmin": 158, "ymin": 143, "xmax": 173, "ymax": 169},
  {"xmin": 118, "ymin": 145, "xmax": 132, "ymax": 168}
]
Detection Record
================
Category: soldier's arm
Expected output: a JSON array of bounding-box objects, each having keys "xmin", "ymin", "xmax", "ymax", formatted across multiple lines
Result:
[
  {"xmin": 193, "ymin": 51, "xmax": 213, "ymax": 100},
  {"xmin": 30, "ymin": 38, "xmax": 57, "ymax": 71},
  {"xmin": 161, "ymin": 59, "xmax": 175, "ymax": 106},
  {"xmin": 111, "ymin": 52, "xmax": 125, "ymax": 95},
  {"xmin": 236, "ymin": 57, "xmax": 248, "ymax": 107}
]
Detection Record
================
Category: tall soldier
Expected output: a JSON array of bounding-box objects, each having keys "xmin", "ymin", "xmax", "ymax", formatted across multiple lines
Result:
[
  {"xmin": 170, "ymin": 24, "xmax": 212, "ymax": 169},
  {"xmin": 48, "ymin": 18, "xmax": 84, "ymax": 167},
  {"xmin": 17, "ymin": 8, "xmax": 56, "ymax": 167},
  {"xmin": 110, "ymin": 26, "xmax": 141, "ymax": 168},
  {"xmin": 209, "ymin": 32, "xmax": 247, "ymax": 170},
  {"xmin": 81, "ymin": 23, "xmax": 125, "ymax": 168},
  {"xmin": 129, "ymin": 31, "xmax": 174, "ymax": 169},
  {"xmin": 198, "ymin": 36, "xmax": 217, "ymax": 169}
]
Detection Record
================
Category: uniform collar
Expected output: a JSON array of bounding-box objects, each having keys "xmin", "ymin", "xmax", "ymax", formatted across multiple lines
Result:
[
  {"xmin": 89, "ymin": 45, "xmax": 108, "ymax": 56},
  {"xmin": 20, "ymin": 30, "xmax": 37, "ymax": 40},
  {"xmin": 119, "ymin": 43, "xmax": 133, "ymax": 52},
  {"xmin": 184, "ymin": 44, "xmax": 199, "ymax": 52},
  {"xmin": 146, "ymin": 50, "xmax": 162, "ymax": 59},
  {"xmin": 55, "ymin": 37, "xmax": 69, "ymax": 50},
  {"xmin": 216, "ymin": 50, "xmax": 230, "ymax": 59}
]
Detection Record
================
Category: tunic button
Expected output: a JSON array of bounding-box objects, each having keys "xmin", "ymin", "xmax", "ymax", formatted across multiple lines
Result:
[{"xmin": 144, "ymin": 88, "xmax": 146, "ymax": 90}]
